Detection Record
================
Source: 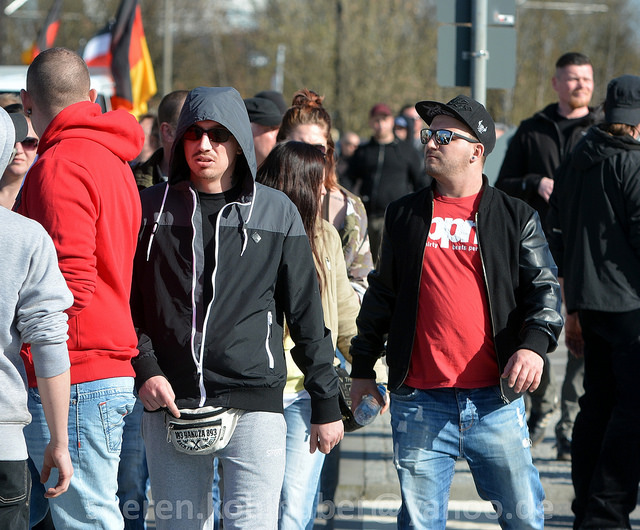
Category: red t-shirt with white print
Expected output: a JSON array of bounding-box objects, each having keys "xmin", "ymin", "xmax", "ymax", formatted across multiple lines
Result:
[{"xmin": 405, "ymin": 190, "xmax": 499, "ymax": 390}]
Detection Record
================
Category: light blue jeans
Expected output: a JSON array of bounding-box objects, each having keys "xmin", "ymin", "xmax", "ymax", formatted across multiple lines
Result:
[
  {"xmin": 279, "ymin": 398, "xmax": 326, "ymax": 530},
  {"xmin": 143, "ymin": 409, "xmax": 286, "ymax": 530},
  {"xmin": 390, "ymin": 386, "xmax": 545, "ymax": 530},
  {"xmin": 117, "ymin": 396, "xmax": 149, "ymax": 529},
  {"xmin": 25, "ymin": 376, "xmax": 135, "ymax": 529}
]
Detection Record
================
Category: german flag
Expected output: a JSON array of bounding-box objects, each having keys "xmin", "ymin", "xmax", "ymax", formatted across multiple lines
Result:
[
  {"xmin": 83, "ymin": 0, "xmax": 157, "ymax": 118},
  {"xmin": 22, "ymin": 0, "xmax": 62, "ymax": 64},
  {"xmin": 110, "ymin": 0, "xmax": 157, "ymax": 117}
]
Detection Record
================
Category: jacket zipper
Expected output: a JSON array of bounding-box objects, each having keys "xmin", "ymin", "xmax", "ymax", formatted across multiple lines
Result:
[
  {"xmin": 188, "ymin": 188, "xmax": 207, "ymax": 407},
  {"xmin": 265, "ymin": 311, "xmax": 274, "ymax": 369},
  {"xmin": 475, "ymin": 210, "xmax": 509, "ymax": 404},
  {"xmin": 398, "ymin": 198, "xmax": 433, "ymax": 387}
]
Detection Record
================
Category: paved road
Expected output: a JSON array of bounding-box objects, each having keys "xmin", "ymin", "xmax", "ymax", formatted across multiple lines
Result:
[{"xmin": 314, "ymin": 340, "xmax": 640, "ymax": 529}]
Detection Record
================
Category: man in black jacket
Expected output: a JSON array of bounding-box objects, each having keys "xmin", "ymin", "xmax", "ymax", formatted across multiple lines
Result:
[
  {"xmin": 347, "ymin": 102, "xmax": 428, "ymax": 259},
  {"xmin": 548, "ymin": 75, "xmax": 640, "ymax": 530},
  {"xmin": 350, "ymin": 95, "xmax": 563, "ymax": 529},
  {"xmin": 130, "ymin": 86, "xmax": 343, "ymax": 529},
  {"xmin": 497, "ymin": 52, "xmax": 599, "ymax": 457}
]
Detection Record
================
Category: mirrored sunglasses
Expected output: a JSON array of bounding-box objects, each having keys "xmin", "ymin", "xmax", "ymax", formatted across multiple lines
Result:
[{"xmin": 420, "ymin": 128, "xmax": 479, "ymax": 146}]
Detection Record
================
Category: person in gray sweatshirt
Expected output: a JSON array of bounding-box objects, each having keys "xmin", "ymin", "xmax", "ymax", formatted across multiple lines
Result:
[{"xmin": 0, "ymin": 107, "xmax": 74, "ymax": 528}]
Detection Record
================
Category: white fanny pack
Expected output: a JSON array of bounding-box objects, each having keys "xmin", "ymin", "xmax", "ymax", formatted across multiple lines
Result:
[{"xmin": 165, "ymin": 406, "xmax": 244, "ymax": 455}]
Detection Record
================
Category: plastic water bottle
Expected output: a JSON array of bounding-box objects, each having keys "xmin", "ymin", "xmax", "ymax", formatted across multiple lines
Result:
[{"xmin": 354, "ymin": 384, "xmax": 387, "ymax": 426}]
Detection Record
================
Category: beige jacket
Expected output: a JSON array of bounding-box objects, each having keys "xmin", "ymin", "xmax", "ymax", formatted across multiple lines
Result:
[{"xmin": 284, "ymin": 219, "xmax": 360, "ymax": 394}]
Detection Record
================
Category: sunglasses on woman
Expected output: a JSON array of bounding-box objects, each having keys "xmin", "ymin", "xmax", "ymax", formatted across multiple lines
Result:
[
  {"xmin": 183, "ymin": 125, "xmax": 232, "ymax": 143},
  {"xmin": 18, "ymin": 137, "xmax": 39, "ymax": 150},
  {"xmin": 420, "ymin": 128, "xmax": 479, "ymax": 146}
]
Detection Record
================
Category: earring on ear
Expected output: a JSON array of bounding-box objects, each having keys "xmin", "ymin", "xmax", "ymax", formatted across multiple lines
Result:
[
  {"xmin": 26, "ymin": 109, "xmax": 32, "ymax": 116},
  {"xmin": 471, "ymin": 156, "xmax": 476, "ymax": 161}
]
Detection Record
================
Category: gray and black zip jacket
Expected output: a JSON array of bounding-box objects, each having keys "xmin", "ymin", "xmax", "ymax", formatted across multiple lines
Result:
[
  {"xmin": 350, "ymin": 178, "xmax": 564, "ymax": 403},
  {"xmin": 131, "ymin": 87, "xmax": 341, "ymax": 423}
]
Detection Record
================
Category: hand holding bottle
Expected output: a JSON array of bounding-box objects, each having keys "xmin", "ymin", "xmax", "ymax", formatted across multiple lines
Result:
[{"xmin": 353, "ymin": 383, "xmax": 388, "ymax": 426}]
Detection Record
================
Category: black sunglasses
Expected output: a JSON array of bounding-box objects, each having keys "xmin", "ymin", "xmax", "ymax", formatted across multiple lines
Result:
[
  {"xmin": 183, "ymin": 125, "xmax": 232, "ymax": 143},
  {"xmin": 420, "ymin": 128, "xmax": 479, "ymax": 146},
  {"xmin": 18, "ymin": 137, "xmax": 39, "ymax": 150}
]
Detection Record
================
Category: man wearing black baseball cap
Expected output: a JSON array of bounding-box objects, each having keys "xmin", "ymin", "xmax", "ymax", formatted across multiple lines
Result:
[
  {"xmin": 350, "ymin": 94, "xmax": 562, "ymax": 528},
  {"xmin": 346, "ymin": 101, "xmax": 426, "ymax": 259},
  {"xmin": 415, "ymin": 94, "xmax": 496, "ymax": 155},
  {"xmin": 548, "ymin": 74, "xmax": 640, "ymax": 529},
  {"xmin": 244, "ymin": 96, "xmax": 283, "ymax": 167}
]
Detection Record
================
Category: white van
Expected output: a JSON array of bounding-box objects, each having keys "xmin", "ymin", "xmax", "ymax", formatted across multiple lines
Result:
[{"xmin": 0, "ymin": 65, "xmax": 115, "ymax": 112}]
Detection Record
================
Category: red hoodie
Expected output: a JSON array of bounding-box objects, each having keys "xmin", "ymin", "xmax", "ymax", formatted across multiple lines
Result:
[{"xmin": 18, "ymin": 101, "xmax": 144, "ymax": 386}]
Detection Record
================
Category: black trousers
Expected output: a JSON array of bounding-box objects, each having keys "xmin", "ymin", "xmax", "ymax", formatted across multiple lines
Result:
[
  {"xmin": 0, "ymin": 459, "xmax": 30, "ymax": 530},
  {"xmin": 572, "ymin": 308, "xmax": 640, "ymax": 529}
]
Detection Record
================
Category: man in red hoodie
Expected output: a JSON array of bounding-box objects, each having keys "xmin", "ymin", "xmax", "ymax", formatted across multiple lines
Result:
[{"xmin": 17, "ymin": 47, "xmax": 144, "ymax": 529}]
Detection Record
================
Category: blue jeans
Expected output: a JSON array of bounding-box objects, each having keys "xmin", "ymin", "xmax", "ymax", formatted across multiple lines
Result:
[
  {"xmin": 279, "ymin": 399, "xmax": 326, "ymax": 530},
  {"xmin": 25, "ymin": 377, "xmax": 135, "ymax": 530},
  {"xmin": 143, "ymin": 409, "xmax": 286, "ymax": 530},
  {"xmin": 118, "ymin": 396, "xmax": 149, "ymax": 530},
  {"xmin": 390, "ymin": 386, "xmax": 545, "ymax": 529}
]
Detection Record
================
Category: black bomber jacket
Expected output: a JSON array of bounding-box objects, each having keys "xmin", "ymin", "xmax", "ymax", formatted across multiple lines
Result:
[{"xmin": 350, "ymin": 179, "xmax": 564, "ymax": 403}]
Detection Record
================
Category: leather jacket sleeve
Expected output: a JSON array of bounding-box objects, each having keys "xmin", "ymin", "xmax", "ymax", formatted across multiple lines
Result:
[{"xmin": 516, "ymin": 211, "xmax": 564, "ymax": 355}]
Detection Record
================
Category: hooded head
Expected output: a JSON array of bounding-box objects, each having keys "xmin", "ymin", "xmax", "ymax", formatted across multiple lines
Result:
[{"xmin": 169, "ymin": 87, "xmax": 257, "ymax": 186}]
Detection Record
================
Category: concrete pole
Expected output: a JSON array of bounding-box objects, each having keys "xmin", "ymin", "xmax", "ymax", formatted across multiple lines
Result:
[
  {"xmin": 471, "ymin": 0, "xmax": 488, "ymax": 105},
  {"xmin": 273, "ymin": 44, "xmax": 286, "ymax": 93},
  {"xmin": 163, "ymin": 0, "xmax": 174, "ymax": 96}
]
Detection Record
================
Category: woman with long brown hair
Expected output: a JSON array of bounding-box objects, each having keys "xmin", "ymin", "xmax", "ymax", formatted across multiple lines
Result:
[{"xmin": 257, "ymin": 141, "xmax": 359, "ymax": 530}]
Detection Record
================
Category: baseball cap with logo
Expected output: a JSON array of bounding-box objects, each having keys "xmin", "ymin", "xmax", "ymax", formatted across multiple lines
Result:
[
  {"xmin": 605, "ymin": 75, "xmax": 640, "ymax": 127},
  {"xmin": 415, "ymin": 94, "xmax": 496, "ymax": 155}
]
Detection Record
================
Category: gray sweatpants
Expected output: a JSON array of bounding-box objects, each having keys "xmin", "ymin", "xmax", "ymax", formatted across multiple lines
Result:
[{"xmin": 142, "ymin": 410, "xmax": 286, "ymax": 530}]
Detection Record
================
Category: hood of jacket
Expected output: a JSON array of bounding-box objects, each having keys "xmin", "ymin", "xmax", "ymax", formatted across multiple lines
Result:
[
  {"xmin": 569, "ymin": 125, "xmax": 640, "ymax": 172},
  {"xmin": 0, "ymin": 107, "xmax": 15, "ymax": 175},
  {"xmin": 38, "ymin": 101, "xmax": 143, "ymax": 163},
  {"xmin": 168, "ymin": 86, "xmax": 257, "ymax": 186}
]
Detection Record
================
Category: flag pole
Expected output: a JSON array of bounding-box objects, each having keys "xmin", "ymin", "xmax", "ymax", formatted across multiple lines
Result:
[{"xmin": 163, "ymin": 0, "xmax": 173, "ymax": 95}]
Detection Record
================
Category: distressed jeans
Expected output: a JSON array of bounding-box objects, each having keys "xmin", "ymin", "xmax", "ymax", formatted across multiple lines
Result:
[{"xmin": 390, "ymin": 385, "xmax": 545, "ymax": 529}]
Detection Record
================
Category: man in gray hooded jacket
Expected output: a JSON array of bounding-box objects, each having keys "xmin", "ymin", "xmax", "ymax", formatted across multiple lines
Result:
[
  {"xmin": 131, "ymin": 87, "xmax": 343, "ymax": 529},
  {"xmin": 0, "ymin": 107, "xmax": 73, "ymax": 528}
]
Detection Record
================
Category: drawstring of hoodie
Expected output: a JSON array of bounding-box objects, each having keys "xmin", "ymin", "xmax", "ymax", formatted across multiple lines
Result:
[
  {"xmin": 239, "ymin": 182, "xmax": 257, "ymax": 257},
  {"xmin": 146, "ymin": 182, "xmax": 170, "ymax": 261}
]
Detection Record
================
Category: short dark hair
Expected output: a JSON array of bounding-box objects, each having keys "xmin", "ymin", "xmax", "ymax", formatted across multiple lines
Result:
[
  {"xmin": 555, "ymin": 52, "xmax": 592, "ymax": 69},
  {"xmin": 158, "ymin": 90, "xmax": 188, "ymax": 128}
]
